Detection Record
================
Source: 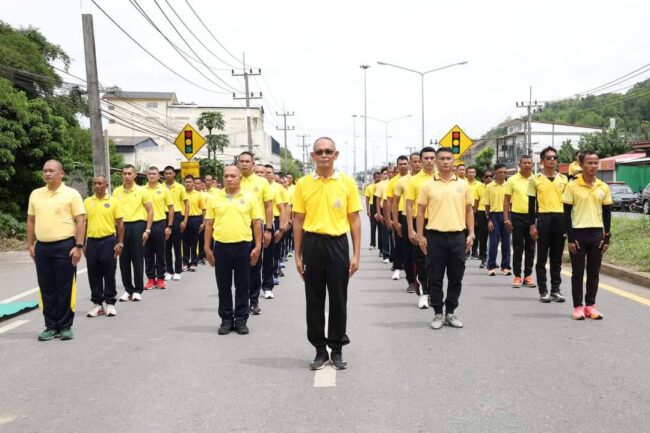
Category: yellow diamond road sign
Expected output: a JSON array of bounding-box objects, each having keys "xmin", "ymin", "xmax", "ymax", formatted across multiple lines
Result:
[
  {"xmin": 175, "ymin": 124, "xmax": 206, "ymax": 160},
  {"xmin": 439, "ymin": 125, "xmax": 473, "ymax": 160}
]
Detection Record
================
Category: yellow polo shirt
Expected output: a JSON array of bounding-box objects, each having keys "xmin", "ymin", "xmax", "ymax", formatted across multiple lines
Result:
[
  {"xmin": 205, "ymin": 189, "xmax": 261, "ymax": 243},
  {"xmin": 473, "ymin": 182, "xmax": 487, "ymax": 211},
  {"xmin": 504, "ymin": 172, "xmax": 533, "ymax": 214},
  {"xmin": 467, "ymin": 180, "xmax": 483, "ymax": 210},
  {"xmin": 145, "ymin": 183, "xmax": 174, "ymax": 222},
  {"xmin": 270, "ymin": 182, "xmax": 289, "ymax": 217},
  {"xmin": 113, "ymin": 184, "xmax": 152, "ymax": 223},
  {"xmin": 287, "ymin": 184, "xmax": 296, "ymax": 206},
  {"xmin": 405, "ymin": 171, "xmax": 435, "ymax": 217},
  {"xmin": 386, "ymin": 174, "xmax": 402, "ymax": 199},
  {"xmin": 527, "ymin": 173, "xmax": 568, "ymax": 213},
  {"xmin": 165, "ymin": 182, "xmax": 188, "ymax": 215},
  {"xmin": 84, "ymin": 194, "xmax": 123, "ymax": 238},
  {"xmin": 394, "ymin": 174, "xmax": 412, "ymax": 213},
  {"xmin": 240, "ymin": 173, "xmax": 272, "ymax": 223},
  {"xmin": 28, "ymin": 183, "xmax": 85, "ymax": 242},
  {"xmin": 481, "ymin": 181, "xmax": 506, "ymax": 212},
  {"xmin": 374, "ymin": 179, "xmax": 389, "ymax": 207},
  {"xmin": 569, "ymin": 161, "xmax": 583, "ymax": 178},
  {"xmin": 187, "ymin": 190, "xmax": 206, "ymax": 216},
  {"xmin": 562, "ymin": 175, "xmax": 613, "ymax": 228},
  {"xmin": 364, "ymin": 183, "xmax": 376, "ymax": 206},
  {"xmin": 417, "ymin": 174, "xmax": 473, "ymax": 232},
  {"xmin": 292, "ymin": 171, "xmax": 361, "ymax": 236}
]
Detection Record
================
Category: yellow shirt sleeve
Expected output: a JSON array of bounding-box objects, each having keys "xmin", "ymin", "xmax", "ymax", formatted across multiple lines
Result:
[
  {"xmin": 562, "ymin": 183, "xmax": 574, "ymax": 205},
  {"xmin": 481, "ymin": 185, "xmax": 491, "ymax": 206},
  {"xmin": 347, "ymin": 177, "xmax": 362, "ymax": 213},
  {"xmin": 261, "ymin": 182, "xmax": 272, "ymax": 202},
  {"xmin": 503, "ymin": 178, "xmax": 514, "ymax": 197},
  {"xmin": 113, "ymin": 199, "xmax": 124, "ymax": 220},
  {"xmin": 71, "ymin": 190, "xmax": 85, "ymax": 216},
  {"xmin": 164, "ymin": 189, "xmax": 174, "ymax": 209},
  {"xmin": 416, "ymin": 182, "xmax": 429, "ymax": 207},
  {"xmin": 603, "ymin": 185, "xmax": 613, "ymax": 205},
  {"xmin": 292, "ymin": 180, "xmax": 305, "ymax": 214},
  {"xmin": 527, "ymin": 177, "xmax": 537, "ymax": 197}
]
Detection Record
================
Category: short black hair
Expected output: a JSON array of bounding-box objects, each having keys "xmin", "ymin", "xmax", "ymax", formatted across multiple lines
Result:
[
  {"xmin": 580, "ymin": 150, "xmax": 598, "ymax": 164},
  {"xmin": 467, "ymin": 166, "xmax": 477, "ymax": 172},
  {"xmin": 519, "ymin": 155, "xmax": 532, "ymax": 162},
  {"xmin": 436, "ymin": 146, "xmax": 453, "ymax": 156},
  {"xmin": 396, "ymin": 155, "xmax": 409, "ymax": 163},
  {"xmin": 238, "ymin": 151, "xmax": 255, "ymax": 160},
  {"xmin": 409, "ymin": 152, "xmax": 420, "ymax": 160},
  {"xmin": 184, "ymin": 174, "xmax": 194, "ymax": 181},
  {"xmin": 147, "ymin": 166, "xmax": 159, "ymax": 172},
  {"xmin": 494, "ymin": 163, "xmax": 506, "ymax": 171},
  {"xmin": 456, "ymin": 163, "xmax": 466, "ymax": 168},
  {"xmin": 373, "ymin": 171, "xmax": 381, "ymax": 177},
  {"xmin": 381, "ymin": 166, "xmax": 388, "ymax": 173},
  {"xmin": 264, "ymin": 164, "xmax": 274, "ymax": 170},
  {"xmin": 419, "ymin": 146, "xmax": 436, "ymax": 158},
  {"xmin": 539, "ymin": 146, "xmax": 557, "ymax": 160},
  {"xmin": 163, "ymin": 165, "xmax": 175, "ymax": 173},
  {"xmin": 123, "ymin": 164, "xmax": 136, "ymax": 171}
]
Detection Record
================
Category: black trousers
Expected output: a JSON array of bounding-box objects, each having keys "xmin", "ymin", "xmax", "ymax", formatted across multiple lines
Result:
[
  {"xmin": 426, "ymin": 230, "xmax": 466, "ymax": 315},
  {"xmin": 399, "ymin": 213, "xmax": 416, "ymax": 284},
  {"xmin": 249, "ymin": 221, "xmax": 263, "ymax": 305},
  {"xmin": 570, "ymin": 228, "xmax": 604, "ymax": 307},
  {"xmin": 86, "ymin": 236, "xmax": 117, "ymax": 305},
  {"xmin": 262, "ymin": 217, "xmax": 279, "ymax": 290},
  {"xmin": 379, "ymin": 222, "xmax": 390, "ymax": 260},
  {"xmin": 165, "ymin": 212, "xmax": 183, "ymax": 274},
  {"xmin": 35, "ymin": 237, "xmax": 76, "ymax": 330},
  {"xmin": 535, "ymin": 213, "xmax": 565, "ymax": 294},
  {"xmin": 303, "ymin": 232, "xmax": 350, "ymax": 351},
  {"xmin": 473, "ymin": 211, "xmax": 488, "ymax": 260},
  {"xmin": 120, "ymin": 221, "xmax": 145, "ymax": 294},
  {"xmin": 182, "ymin": 215, "xmax": 201, "ymax": 266},
  {"xmin": 198, "ymin": 217, "xmax": 205, "ymax": 260},
  {"xmin": 273, "ymin": 217, "xmax": 282, "ymax": 277},
  {"xmin": 369, "ymin": 204, "xmax": 378, "ymax": 247},
  {"xmin": 214, "ymin": 241, "xmax": 251, "ymax": 323},
  {"xmin": 145, "ymin": 220, "xmax": 166, "ymax": 280},
  {"xmin": 412, "ymin": 218, "xmax": 429, "ymax": 295},
  {"xmin": 512, "ymin": 212, "xmax": 535, "ymax": 278}
]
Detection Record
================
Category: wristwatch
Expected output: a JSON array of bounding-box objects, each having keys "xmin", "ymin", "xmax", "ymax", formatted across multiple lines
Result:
[
  {"xmin": 265, "ymin": 227, "xmax": 273, "ymax": 233},
  {"xmin": 75, "ymin": 243, "xmax": 84, "ymax": 249}
]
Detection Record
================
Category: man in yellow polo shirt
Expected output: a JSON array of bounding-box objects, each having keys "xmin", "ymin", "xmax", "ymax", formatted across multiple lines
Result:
[
  {"xmin": 261, "ymin": 164, "xmax": 288, "ymax": 298},
  {"xmin": 374, "ymin": 168, "xmax": 390, "ymax": 262},
  {"xmin": 392, "ymin": 152, "xmax": 421, "ymax": 292},
  {"xmin": 466, "ymin": 166, "xmax": 484, "ymax": 261},
  {"xmin": 182, "ymin": 174, "xmax": 206, "ymax": 272},
  {"xmin": 385, "ymin": 156, "xmax": 408, "ymax": 281},
  {"xmin": 195, "ymin": 177, "xmax": 209, "ymax": 264},
  {"xmin": 405, "ymin": 146, "xmax": 436, "ymax": 309},
  {"xmin": 205, "ymin": 165, "xmax": 262, "ymax": 335},
  {"xmin": 472, "ymin": 168, "xmax": 492, "ymax": 268},
  {"xmin": 364, "ymin": 172, "xmax": 381, "ymax": 250},
  {"xmin": 293, "ymin": 137, "xmax": 361, "ymax": 371},
  {"xmin": 528, "ymin": 146, "xmax": 569, "ymax": 303},
  {"xmin": 416, "ymin": 147, "xmax": 474, "ymax": 330},
  {"xmin": 84, "ymin": 175, "xmax": 124, "ymax": 318},
  {"xmin": 27, "ymin": 160, "xmax": 86, "ymax": 341},
  {"xmin": 482, "ymin": 163, "xmax": 511, "ymax": 276},
  {"xmin": 237, "ymin": 152, "xmax": 273, "ymax": 315},
  {"xmin": 144, "ymin": 166, "xmax": 174, "ymax": 291},
  {"xmin": 568, "ymin": 151, "xmax": 583, "ymax": 180},
  {"xmin": 504, "ymin": 155, "xmax": 535, "ymax": 287},
  {"xmin": 113, "ymin": 165, "xmax": 153, "ymax": 302},
  {"xmin": 163, "ymin": 166, "xmax": 189, "ymax": 281}
]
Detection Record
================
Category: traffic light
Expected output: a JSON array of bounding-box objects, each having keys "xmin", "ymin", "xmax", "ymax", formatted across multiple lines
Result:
[
  {"xmin": 184, "ymin": 130, "xmax": 193, "ymax": 154},
  {"xmin": 451, "ymin": 131, "xmax": 461, "ymax": 154}
]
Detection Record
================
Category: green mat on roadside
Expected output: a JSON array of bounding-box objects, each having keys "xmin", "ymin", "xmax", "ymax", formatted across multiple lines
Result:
[{"xmin": 0, "ymin": 301, "xmax": 39, "ymax": 322}]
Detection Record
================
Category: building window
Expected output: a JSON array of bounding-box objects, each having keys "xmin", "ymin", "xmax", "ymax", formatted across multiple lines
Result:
[{"xmin": 146, "ymin": 102, "xmax": 158, "ymax": 108}]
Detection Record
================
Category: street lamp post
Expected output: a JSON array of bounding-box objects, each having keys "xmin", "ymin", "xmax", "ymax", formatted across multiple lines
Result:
[
  {"xmin": 360, "ymin": 65, "xmax": 370, "ymax": 183},
  {"xmin": 377, "ymin": 60, "xmax": 468, "ymax": 148},
  {"xmin": 352, "ymin": 114, "xmax": 358, "ymax": 177},
  {"xmin": 361, "ymin": 114, "xmax": 412, "ymax": 165}
]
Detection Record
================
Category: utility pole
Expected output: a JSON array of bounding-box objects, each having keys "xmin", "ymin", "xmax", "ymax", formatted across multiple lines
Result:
[
  {"xmin": 516, "ymin": 86, "xmax": 543, "ymax": 157},
  {"xmin": 360, "ymin": 65, "xmax": 370, "ymax": 184},
  {"xmin": 352, "ymin": 115, "xmax": 358, "ymax": 178},
  {"xmin": 297, "ymin": 134, "xmax": 310, "ymax": 175},
  {"xmin": 276, "ymin": 105, "xmax": 294, "ymax": 171},
  {"xmin": 82, "ymin": 14, "xmax": 108, "ymax": 178},
  {"xmin": 232, "ymin": 53, "xmax": 261, "ymax": 154}
]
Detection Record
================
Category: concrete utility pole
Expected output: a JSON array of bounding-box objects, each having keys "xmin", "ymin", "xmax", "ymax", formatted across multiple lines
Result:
[
  {"xmin": 276, "ymin": 105, "xmax": 294, "ymax": 171},
  {"xmin": 516, "ymin": 86, "xmax": 543, "ymax": 157},
  {"xmin": 297, "ymin": 133, "xmax": 310, "ymax": 175},
  {"xmin": 360, "ymin": 65, "xmax": 370, "ymax": 183},
  {"xmin": 232, "ymin": 53, "xmax": 261, "ymax": 154},
  {"xmin": 82, "ymin": 14, "xmax": 108, "ymax": 178},
  {"xmin": 352, "ymin": 115, "xmax": 359, "ymax": 177}
]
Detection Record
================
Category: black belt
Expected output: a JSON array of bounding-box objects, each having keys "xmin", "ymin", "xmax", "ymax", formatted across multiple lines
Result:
[
  {"xmin": 304, "ymin": 231, "xmax": 346, "ymax": 240},
  {"xmin": 87, "ymin": 234, "xmax": 115, "ymax": 240}
]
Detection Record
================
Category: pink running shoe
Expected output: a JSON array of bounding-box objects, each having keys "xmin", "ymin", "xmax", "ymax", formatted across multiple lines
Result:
[
  {"xmin": 572, "ymin": 306, "xmax": 585, "ymax": 320},
  {"xmin": 584, "ymin": 305, "xmax": 603, "ymax": 320}
]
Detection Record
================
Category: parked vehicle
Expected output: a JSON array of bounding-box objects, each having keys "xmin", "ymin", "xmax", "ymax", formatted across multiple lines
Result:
[
  {"xmin": 641, "ymin": 182, "xmax": 650, "ymax": 215},
  {"xmin": 628, "ymin": 194, "xmax": 644, "ymax": 213},
  {"xmin": 608, "ymin": 182, "xmax": 637, "ymax": 211}
]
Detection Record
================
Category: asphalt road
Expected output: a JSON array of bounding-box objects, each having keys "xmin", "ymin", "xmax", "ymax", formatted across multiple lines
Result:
[{"xmin": 1, "ymin": 218, "xmax": 650, "ymax": 433}]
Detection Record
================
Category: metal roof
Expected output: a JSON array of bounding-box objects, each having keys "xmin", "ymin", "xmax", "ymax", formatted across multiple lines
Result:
[{"xmin": 103, "ymin": 91, "xmax": 177, "ymax": 101}]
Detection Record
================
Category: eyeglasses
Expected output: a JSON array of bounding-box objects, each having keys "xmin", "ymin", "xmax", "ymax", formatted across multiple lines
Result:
[
  {"xmin": 314, "ymin": 149, "xmax": 335, "ymax": 156},
  {"xmin": 483, "ymin": 174, "xmax": 493, "ymax": 178},
  {"xmin": 544, "ymin": 155, "xmax": 558, "ymax": 160}
]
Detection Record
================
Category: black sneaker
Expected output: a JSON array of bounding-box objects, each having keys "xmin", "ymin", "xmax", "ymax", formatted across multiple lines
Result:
[
  {"xmin": 406, "ymin": 283, "xmax": 415, "ymax": 293},
  {"xmin": 218, "ymin": 321, "xmax": 233, "ymax": 335},
  {"xmin": 471, "ymin": 253, "xmax": 480, "ymax": 260},
  {"xmin": 235, "ymin": 322, "xmax": 249, "ymax": 335},
  {"xmin": 331, "ymin": 351, "xmax": 348, "ymax": 370},
  {"xmin": 250, "ymin": 304, "xmax": 261, "ymax": 315},
  {"xmin": 550, "ymin": 291, "xmax": 566, "ymax": 303},
  {"xmin": 278, "ymin": 269, "xmax": 285, "ymax": 277},
  {"xmin": 309, "ymin": 351, "xmax": 329, "ymax": 370},
  {"xmin": 479, "ymin": 261, "xmax": 486, "ymax": 269},
  {"xmin": 540, "ymin": 291, "xmax": 551, "ymax": 303}
]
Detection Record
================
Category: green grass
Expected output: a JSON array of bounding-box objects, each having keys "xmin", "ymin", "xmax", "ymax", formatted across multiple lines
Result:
[{"xmin": 606, "ymin": 217, "xmax": 650, "ymax": 272}]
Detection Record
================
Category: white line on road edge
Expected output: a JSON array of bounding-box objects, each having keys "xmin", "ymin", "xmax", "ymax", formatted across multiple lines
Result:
[
  {"xmin": 0, "ymin": 268, "xmax": 87, "ymax": 304},
  {"xmin": 560, "ymin": 270, "xmax": 650, "ymax": 307},
  {"xmin": 0, "ymin": 319, "xmax": 30, "ymax": 335}
]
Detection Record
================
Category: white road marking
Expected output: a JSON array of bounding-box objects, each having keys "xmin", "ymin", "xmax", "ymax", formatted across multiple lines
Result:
[
  {"xmin": 0, "ymin": 268, "xmax": 87, "ymax": 304},
  {"xmin": 0, "ymin": 319, "xmax": 30, "ymax": 335}
]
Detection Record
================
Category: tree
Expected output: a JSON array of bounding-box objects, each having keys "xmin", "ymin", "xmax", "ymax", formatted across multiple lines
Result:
[
  {"xmin": 579, "ymin": 128, "xmax": 631, "ymax": 158},
  {"xmin": 558, "ymin": 139, "xmax": 575, "ymax": 164},
  {"xmin": 279, "ymin": 147, "xmax": 303, "ymax": 179},
  {"xmin": 198, "ymin": 158, "xmax": 224, "ymax": 182},
  {"xmin": 196, "ymin": 111, "xmax": 228, "ymax": 159},
  {"xmin": 473, "ymin": 146, "xmax": 495, "ymax": 176}
]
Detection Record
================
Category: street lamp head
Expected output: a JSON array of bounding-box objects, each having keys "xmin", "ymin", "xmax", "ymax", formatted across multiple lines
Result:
[
  {"xmin": 377, "ymin": 61, "xmax": 386, "ymax": 65},
  {"xmin": 458, "ymin": 61, "xmax": 469, "ymax": 65},
  {"xmin": 360, "ymin": 65, "xmax": 370, "ymax": 69}
]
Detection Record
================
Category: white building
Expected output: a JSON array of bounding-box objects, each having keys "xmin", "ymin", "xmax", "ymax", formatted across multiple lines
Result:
[{"xmin": 102, "ymin": 90, "xmax": 281, "ymax": 170}]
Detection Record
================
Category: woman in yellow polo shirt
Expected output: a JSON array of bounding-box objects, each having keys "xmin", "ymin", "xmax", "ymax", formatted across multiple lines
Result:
[{"xmin": 563, "ymin": 151, "xmax": 612, "ymax": 320}]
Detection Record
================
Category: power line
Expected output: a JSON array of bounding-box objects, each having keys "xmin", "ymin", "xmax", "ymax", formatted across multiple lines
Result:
[
  {"xmin": 90, "ymin": 0, "xmax": 229, "ymax": 95},
  {"xmin": 580, "ymin": 63, "xmax": 650, "ymax": 95}
]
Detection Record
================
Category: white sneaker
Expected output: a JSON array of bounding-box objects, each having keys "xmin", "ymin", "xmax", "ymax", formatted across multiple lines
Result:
[
  {"xmin": 383, "ymin": 258, "xmax": 390, "ymax": 264},
  {"xmin": 391, "ymin": 270, "xmax": 400, "ymax": 280},
  {"xmin": 263, "ymin": 290, "xmax": 274, "ymax": 299},
  {"xmin": 172, "ymin": 273, "xmax": 181, "ymax": 281},
  {"xmin": 86, "ymin": 304, "xmax": 104, "ymax": 317},
  {"xmin": 105, "ymin": 304, "xmax": 117, "ymax": 317},
  {"xmin": 164, "ymin": 273, "xmax": 172, "ymax": 281},
  {"xmin": 119, "ymin": 292, "xmax": 131, "ymax": 302},
  {"xmin": 417, "ymin": 295, "xmax": 429, "ymax": 309},
  {"xmin": 131, "ymin": 292, "xmax": 142, "ymax": 302}
]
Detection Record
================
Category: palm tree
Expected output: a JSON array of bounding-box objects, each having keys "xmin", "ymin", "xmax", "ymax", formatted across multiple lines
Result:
[{"xmin": 197, "ymin": 111, "xmax": 227, "ymax": 160}]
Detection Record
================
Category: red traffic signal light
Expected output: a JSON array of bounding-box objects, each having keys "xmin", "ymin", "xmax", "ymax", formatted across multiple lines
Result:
[{"xmin": 184, "ymin": 130, "xmax": 193, "ymax": 154}]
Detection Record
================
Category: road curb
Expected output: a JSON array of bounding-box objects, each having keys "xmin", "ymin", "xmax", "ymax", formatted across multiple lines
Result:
[{"xmin": 563, "ymin": 253, "xmax": 650, "ymax": 289}]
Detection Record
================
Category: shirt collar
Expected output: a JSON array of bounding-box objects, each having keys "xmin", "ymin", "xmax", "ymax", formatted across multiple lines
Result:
[
  {"xmin": 311, "ymin": 170, "xmax": 341, "ymax": 180},
  {"xmin": 434, "ymin": 173, "xmax": 458, "ymax": 182}
]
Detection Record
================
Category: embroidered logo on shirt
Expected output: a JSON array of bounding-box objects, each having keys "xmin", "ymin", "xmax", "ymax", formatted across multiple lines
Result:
[
  {"xmin": 239, "ymin": 200, "xmax": 246, "ymax": 205},
  {"xmin": 104, "ymin": 203, "xmax": 111, "ymax": 208},
  {"xmin": 596, "ymin": 190, "xmax": 605, "ymax": 199},
  {"xmin": 157, "ymin": 190, "xmax": 162, "ymax": 195},
  {"xmin": 333, "ymin": 199, "xmax": 342, "ymax": 209}
]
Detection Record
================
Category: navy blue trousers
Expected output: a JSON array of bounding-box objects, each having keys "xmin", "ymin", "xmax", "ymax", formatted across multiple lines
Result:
[
  {"xmin": 86, "ymin": 236, "xmax": 117, "ymax": 305},
  {"xmin": 262, "ymin": 217, "xmax": 278, "ymax": 291},
  {"xmin": 120, "ymin": 221, "xmax": 145, "ymax": 294},
  {"xmin": 166, "ymin": 212, "xmax": 183, "ymax": 274},
  {"xmin": 35, "ymin": 237, "xmax": 76, "ymax": 330},
  {"xmin": 249, "ymin": 221, "xmax": 263, "ymax": 305},
  {"xmin": 182, "ymin": 215, "xmax": 201, "ymax": 266},
  {"xmin": 214, "ymin": 241, "xmax": 251, "ymax": 323},
  {"xmin": 488, "ymin": 213, "xmax": 511, "ymax": 270},
  {"xmin": 145, "ymin": 220, "xmax": 166, "ymax": 280}
]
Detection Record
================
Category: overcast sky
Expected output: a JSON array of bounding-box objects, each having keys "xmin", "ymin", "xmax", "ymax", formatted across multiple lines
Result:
[{"xmin": 3, "ymin": 0, "xmax": 650, "ymax": 172}]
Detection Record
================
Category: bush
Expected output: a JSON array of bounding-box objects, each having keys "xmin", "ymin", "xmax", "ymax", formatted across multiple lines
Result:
[
  {"xmin": 0, "ymin": 211, "xmax": 26, "ymax": 239},
  {"xmin": 607, "ymin": 217, "xmax": 650, "ymax": 272}
]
